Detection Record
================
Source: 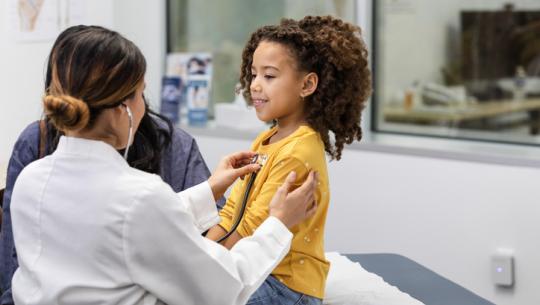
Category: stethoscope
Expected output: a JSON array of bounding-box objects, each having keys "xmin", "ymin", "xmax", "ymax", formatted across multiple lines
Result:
[
  {"xmin": 216, "ymin": 153, "xmax": 267, "ymax": 243},
  {"xmin": 122, "ymin": 104, "xmax": 134, "ymax": 160}
]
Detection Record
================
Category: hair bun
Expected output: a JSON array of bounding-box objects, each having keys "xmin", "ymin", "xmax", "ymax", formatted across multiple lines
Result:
[{"xmin": 43, "ymin": 94, "xmax": 90, "ymax": 131}]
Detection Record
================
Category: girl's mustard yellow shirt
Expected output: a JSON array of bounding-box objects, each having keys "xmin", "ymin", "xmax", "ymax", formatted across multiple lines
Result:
[{"xmin": 219, "ymin": 125, "xmax": 330, "ymax": 298}]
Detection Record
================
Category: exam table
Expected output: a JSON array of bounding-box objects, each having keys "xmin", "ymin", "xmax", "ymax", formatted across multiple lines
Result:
[{"xmin": 344, "ymin": 253, "xmax": 496, "ymax": 305}]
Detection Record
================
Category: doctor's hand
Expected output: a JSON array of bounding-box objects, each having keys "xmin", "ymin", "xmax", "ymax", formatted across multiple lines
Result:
[
  {"xmin": 208, "ymin": 151, "xmax": 261, "ymax": 201},
  {"xmin": 269, "ymin": 171, "xmax": 318, "ymax": 229}
]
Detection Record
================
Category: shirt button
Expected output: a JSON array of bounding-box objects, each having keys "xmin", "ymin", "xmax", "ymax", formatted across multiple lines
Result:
[
  {"xmin": 299, "ymin": 259, "xmax": 305, "ymax": 264},
  {"xmin": 279, "ymin": 278, "xmax": 284, "ymax": 283},
  {"xmin": 314, "ymin": 228, "xmax": 319, "ymax": 232}
]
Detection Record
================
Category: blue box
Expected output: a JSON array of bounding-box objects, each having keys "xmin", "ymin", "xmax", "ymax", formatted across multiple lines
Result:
[{"xmin": 160, "ymin": 76, "xmax": 183, "ymax": 125}]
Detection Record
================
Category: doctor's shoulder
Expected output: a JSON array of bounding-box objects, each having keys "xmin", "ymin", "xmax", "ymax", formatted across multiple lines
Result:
[
  {"xmin": 118, "ymin": 167, "xmax": 189, "ymax": 221},
  {"xmin": 10, "ymin": 153, "xmax": 54, "ymax": 199},
  {"xmin": 121, "ymin": 167, "xmax": 176, "ymax": 200}
]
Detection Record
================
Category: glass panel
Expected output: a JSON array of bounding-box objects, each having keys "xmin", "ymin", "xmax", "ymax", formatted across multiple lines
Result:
[
  {"xmin": 167, "ymin": 0, "xmax": 356, "ymax": 113},
  {"xmin": 374, "ymin": 0, "xmax": 540, "ymax": 145}
]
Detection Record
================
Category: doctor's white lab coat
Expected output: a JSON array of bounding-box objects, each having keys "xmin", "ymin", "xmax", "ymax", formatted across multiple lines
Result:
[{"xmin": 10, "ymin": 136, "xmax": 292, "ymax": 305}]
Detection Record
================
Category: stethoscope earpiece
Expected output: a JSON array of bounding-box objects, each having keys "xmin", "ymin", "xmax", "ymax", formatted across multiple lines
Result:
[{"xmin": 122, "ymin": 104, "xmax": 134, "ymax": 160}]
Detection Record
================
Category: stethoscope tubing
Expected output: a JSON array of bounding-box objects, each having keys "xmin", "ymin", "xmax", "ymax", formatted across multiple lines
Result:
[{"xmin": 216, "ymin": 170, "xmax": 258, "ymax": 244}]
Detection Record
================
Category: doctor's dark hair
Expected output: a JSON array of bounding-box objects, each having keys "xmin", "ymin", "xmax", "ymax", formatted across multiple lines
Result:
[
  {"xmin": 43, "ymin": 25, "xmax": 173, "ymax": 173},
  {"xmin": 239, "ymin": 16, "xmax": 372, "ymax": 160}
]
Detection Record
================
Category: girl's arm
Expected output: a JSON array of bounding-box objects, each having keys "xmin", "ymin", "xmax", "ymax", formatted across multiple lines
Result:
[
  {"xmin": 206, "ymin": 225, "xmax": 242, "ymax": 249},
  {"xmin": 205, "ymin": 185, "xmax": 242, "ymax": 248}
]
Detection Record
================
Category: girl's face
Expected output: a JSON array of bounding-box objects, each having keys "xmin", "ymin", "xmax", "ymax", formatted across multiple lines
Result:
[{"xmin": 250, "ymin": 41, "xmax": 306, "ymax": 124}]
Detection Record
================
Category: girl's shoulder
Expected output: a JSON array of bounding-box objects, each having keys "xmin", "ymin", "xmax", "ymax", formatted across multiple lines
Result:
[
  {"xmin": 272, "ymin": 126, "xmax": 325, "ymax": 163},
  {"xmin": 284, "ymin": 126, "xmax": 322, "ymax": 149},
  {"xmin": 254, "ymin": 125, "xmax": 318, "ymax": 145}
]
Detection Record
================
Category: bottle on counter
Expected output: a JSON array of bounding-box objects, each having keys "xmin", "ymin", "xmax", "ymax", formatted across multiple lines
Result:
[{"xmin": 513, "ymin": 66, "xmax": 527, "ymax": 102}]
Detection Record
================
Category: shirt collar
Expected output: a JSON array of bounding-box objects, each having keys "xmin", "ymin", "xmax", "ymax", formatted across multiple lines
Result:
[{"xmin": 55, "ymin": 136, "xmax": 127, "ymax": 165}]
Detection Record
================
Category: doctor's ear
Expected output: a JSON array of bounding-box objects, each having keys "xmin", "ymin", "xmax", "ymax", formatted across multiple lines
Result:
[
  {"xmin": 122, "ymin": 104, "xmax": 133, "ymax": 116},
  {"xmin": 301, "ymin": 72, "xmax": 318, "ymax": 99}
]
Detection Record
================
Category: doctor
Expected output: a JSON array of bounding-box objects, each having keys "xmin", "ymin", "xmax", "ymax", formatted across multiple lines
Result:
[{"xmin": 10, "ymin": 26, "xmax": 318, "ymax": 305}]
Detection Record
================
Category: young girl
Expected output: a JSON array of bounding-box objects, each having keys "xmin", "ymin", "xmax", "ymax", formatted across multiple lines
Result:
[{"xmin": 207, "ymin": 15, "xmax": 371, "ymax": 304}]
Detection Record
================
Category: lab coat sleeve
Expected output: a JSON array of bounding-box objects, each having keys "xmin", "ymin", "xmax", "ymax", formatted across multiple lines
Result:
[
  {"xmin": 176, "ymin": 181, "xmax": 220, "ymax": 233},
  {"xmin": 124, "ymin": 179, "xmax": 292, "ymax": 305}
]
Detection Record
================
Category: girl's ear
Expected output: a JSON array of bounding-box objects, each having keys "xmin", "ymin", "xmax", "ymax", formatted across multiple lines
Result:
[{"xmin": 301, "ymin": 72, "xmax": 318, "ymax": 98}]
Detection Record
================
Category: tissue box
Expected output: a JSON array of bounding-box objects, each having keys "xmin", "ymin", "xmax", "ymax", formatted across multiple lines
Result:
[{"xmin": 214, "ymin": 103, "xmax": 267, "ymax": 131}]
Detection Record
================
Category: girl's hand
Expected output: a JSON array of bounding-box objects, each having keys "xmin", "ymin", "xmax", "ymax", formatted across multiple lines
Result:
[
  {"xmin": 269, "ymin": 171, "xmax": 318, "ymax": 228},
  {"xmin": 208, "ymin": 151, "xmax": 261, "ymax": 201}
]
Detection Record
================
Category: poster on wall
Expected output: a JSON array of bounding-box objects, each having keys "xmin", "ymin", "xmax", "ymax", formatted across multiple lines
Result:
[
  {"xmin": 165, "ymin": 52, "xmax": 213, "ymax": 126},
  {"xmin": 6, "ymin": 0, "xmax": 88, "ymax": 42},
  {"xmin": 7, "ymin": 0, "xmax": 61, "ymax": 42}
]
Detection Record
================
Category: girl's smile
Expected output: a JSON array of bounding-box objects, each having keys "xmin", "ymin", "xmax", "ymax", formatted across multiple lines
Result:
[{"xmin": 251, "ymin": 98, "xmax": 268, "ymax": 109}]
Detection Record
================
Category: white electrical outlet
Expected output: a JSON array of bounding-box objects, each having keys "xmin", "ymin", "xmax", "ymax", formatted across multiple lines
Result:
[{"xmin": 491, "ymin": 248, "xmax": 514, "ymax": 287}]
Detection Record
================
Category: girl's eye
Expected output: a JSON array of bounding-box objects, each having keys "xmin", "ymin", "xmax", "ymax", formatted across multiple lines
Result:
[{"xmin": 264, "ymin": 75, "xmax": 275, "ymax": 79}]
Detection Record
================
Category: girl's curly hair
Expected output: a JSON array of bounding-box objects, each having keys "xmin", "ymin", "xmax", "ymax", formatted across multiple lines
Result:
[{"xmin": 239, "ymin": 15, "xmax": 371, "ymax": 160}]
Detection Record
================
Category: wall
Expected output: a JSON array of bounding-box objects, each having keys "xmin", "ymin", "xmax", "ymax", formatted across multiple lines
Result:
[{"xmin": 112, "ymin": 0, "xmax": 166, "ymax": 112}]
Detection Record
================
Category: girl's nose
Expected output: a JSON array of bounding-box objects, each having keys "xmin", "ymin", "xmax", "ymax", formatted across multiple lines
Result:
[{"xmin": 250, "ymin": 80, "xmax": 262, "ymax": 93}]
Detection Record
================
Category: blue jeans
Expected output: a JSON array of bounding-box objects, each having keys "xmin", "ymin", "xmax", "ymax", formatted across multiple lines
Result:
[{"xmin": 247, "ymin": 275, "xmax": 322, "ymax": 305}]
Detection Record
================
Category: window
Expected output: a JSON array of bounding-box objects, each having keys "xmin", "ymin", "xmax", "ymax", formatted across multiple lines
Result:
[
  {"xmin": 167, "ymin": 0, "xmax": 356, "ymax": 114},
  {"xmin": 373, "ymin": 0, "xmax": 540, "ymax": 145}
]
